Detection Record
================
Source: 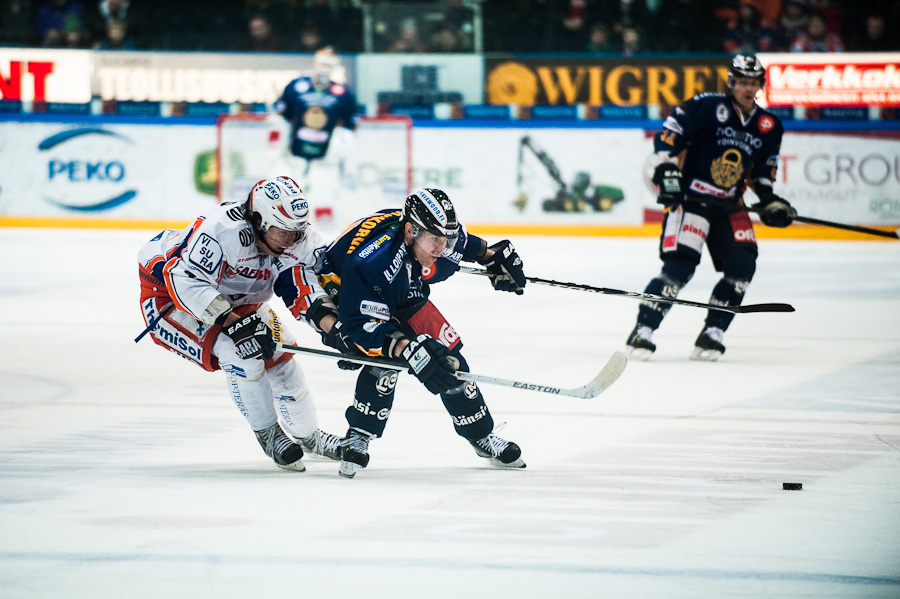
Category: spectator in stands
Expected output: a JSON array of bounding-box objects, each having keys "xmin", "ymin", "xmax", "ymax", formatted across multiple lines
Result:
[
  {"xmin": 850, "ymin": 12, "xmax": 895, "ymax": 52},
  {"xmin": 430, "ymin": 21, "xmax": 463, "ymax": 53},
  {"xmin": 94, "ymin": 17, "xmax": 134, "ymax": 49},
  {"xmin": 298, "ymin": 24, "xmax": 323, "ymax": 53},
  {"xmin": 650, "ymin": 0, "xmax": 722, "ymax": 52},
  {"xmin": 776, "ymin": 0, "xmax": 811, "ymax": 50},
  {"xmin": 246, "ymin": 13, "xmax": 280, "ymax": 52},
  {"xmin": 585, "ymin": 22, "xmax": 614, "ymax": 53},
  {"xmin": 619, "ymin": 24, "xmax": 643, "ymax": 56},
  {"xmin": 723, "ymin": 1, "xmax": 776, "ymax": 53},
  {"xmin": 0, "ymin": 0, "xmax": 36, "ymax": 47},
  {"xmin": 87, "ymin": 0, "xmax": 142, "ymax": 48},
  {"xmin": 791, "ymin": 12, "xmax": 844, "ymax": 52},
  {"xmin": 36, "ymin": 0, "xmax": 86, "ymax": 47},
  {"xmin": 387, "ymin": 17, "xmax": 427, "ymax": 53}
]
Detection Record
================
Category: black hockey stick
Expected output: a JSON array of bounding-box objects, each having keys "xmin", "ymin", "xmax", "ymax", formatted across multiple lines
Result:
[
  {"xmin": 134, "ymin": 304, "xmax": 174, "ymax": 343},
  {"xmin": 276, "ymin": 342, "xmax": 627, "ymax": 399},
  {"xmin": 689, "ymin": 196, "xmax": 900, "ymax": 240},
  {"xmin": 458, "ymin": 266, "xmax": 794, "ymax": 314}
]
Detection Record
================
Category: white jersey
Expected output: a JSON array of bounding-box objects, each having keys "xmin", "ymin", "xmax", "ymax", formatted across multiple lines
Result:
[{"xmin": 137, "ymin": 202, "xmax": 328, "ymax": 324}]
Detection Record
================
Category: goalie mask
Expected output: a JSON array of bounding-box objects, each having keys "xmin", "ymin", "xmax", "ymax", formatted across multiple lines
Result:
[
  {"xmin": 727, "ymin": 53, "xmax": 766, "ymax": 91},
  {"xmin": 402, "ymin": 188, "xmax": 459, "ymax": 241},
  {"xmin": 246, "ymin": 176, "xmax": 309, "ymax": 237}
]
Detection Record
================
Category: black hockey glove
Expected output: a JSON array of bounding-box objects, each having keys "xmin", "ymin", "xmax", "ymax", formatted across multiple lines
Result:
[
  {"xmin": 400, "ymin": 334, "xmax": 459, "ymax": 395},
  {"xmin": 478, "ymin": 240, "xmax": 526, "ymax": 295},
  {"xmin": 755, "ymin": 192, "xmax": 796, "ymax": 228},
  {"xmin": 225, "ymin": 312, "xmax": 276, "ymax": 360},
  {"xmin": 652, "ymin": 162, "xmax": 684, "ymax": 207},
  {"xmin": 321, "ymin": 320, "xmax": 363, "ymax": 371}
]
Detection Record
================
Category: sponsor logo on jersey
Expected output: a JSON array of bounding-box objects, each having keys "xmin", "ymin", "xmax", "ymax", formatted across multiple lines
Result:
[
  {"xmin": 188, "ymin": 233, "xmax": 223, "ymax": 275},
  {"xmin": 375, "ymin": 371, "xmax": 398, "ymax": 395},
  {"xmin": 347, "ymin": 210, "xmax": 401, "ymax": 255},
  {"xmin": 758, "ymin": 115, "xmax": 774, "ymax": 133},
  {"xmin": 463, "ymin": 381, "xmax": 478, "ymax": 399},
  {"xmin": 360, "ymin": 300, "xmax": 390, "ymax": 320},
  {"xmin": 383, "ymin": 246, "xmax": 407, "ymax": 283},
  {"xmin": 716, "ymin": 126, "xmax": 763, "ymax": 151},
  {"xmin": 351, "ymin": 397, "xmax": 390, "ymax": 420},
  {"xmin": 689, "ymin": 179, "xmax": 737, "ymax": 198},
  {"xmin": 359, "ymin": 234, "xmax": 391, "ymax": 259},
  {"xmin": 734, "ymin": 228, "xmax": 757, "ymax": 243},
  {"xmin": 438, "ymin": 323, "xmax": 460, "ymax": 347},
  {"xmin": 716, "ymin": 103, "xmax": 729, "ymax": 123}
]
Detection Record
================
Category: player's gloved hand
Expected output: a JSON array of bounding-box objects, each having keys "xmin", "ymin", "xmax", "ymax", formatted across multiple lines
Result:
[
  {"xmin": 400, "ymin": 334, "xmax": 459, "ymax": 395},
  {"xmin": 225, "ymin": 312, "xmax": 276, "ymax": 360},
  {"xmin": 652, "ymin": 162, "xmax": 684, "ymax": 207},
  {"xmin": 321, "ymin": 320, "xmax": 363, "ymax": 371},
  {"xmin": 755, "ymin": 193, "xmax": 796, "ymax": 228},
  {"xmin": 478, "ymin": 240, "xmax": 526, "ymax": 295}
]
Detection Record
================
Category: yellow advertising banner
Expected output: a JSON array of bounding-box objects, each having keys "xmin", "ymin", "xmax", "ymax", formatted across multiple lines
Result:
[{"xmin": 485, "ymin": 57, "xmax": 730, "ymax": 107}]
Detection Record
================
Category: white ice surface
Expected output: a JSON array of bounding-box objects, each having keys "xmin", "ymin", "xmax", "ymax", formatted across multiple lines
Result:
[{"xmin": 1, "ymin": 228, "xmax": 899, "ymax": 598}]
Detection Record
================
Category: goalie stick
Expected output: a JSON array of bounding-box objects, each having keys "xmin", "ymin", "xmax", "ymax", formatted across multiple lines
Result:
[
  {"xmin": 458, "ymin": 266, "xmax": 794, "ymax": 314},
  {"xmin": 275, "ymin": 342, "xmax": 627, "ymax": 399}
]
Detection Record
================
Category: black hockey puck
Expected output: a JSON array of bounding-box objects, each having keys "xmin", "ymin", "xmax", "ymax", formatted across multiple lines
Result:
[{"xmin": 782, "ymin": 482, "xmax": 802, "ymax": 491}]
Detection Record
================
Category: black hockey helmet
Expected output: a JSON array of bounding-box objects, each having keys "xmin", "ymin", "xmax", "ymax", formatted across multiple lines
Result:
[
  {"xmin": 401, "ymin": 188, "xmax": 459, "ymax": 238},
  {"xmin": 727, "ymin": 54, "xmax": 766, "ymax": 90}
]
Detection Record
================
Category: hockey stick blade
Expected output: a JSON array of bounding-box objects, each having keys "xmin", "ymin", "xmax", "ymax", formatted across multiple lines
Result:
[
  {"xmin": 275, "ymin": 343, "xmax": 627, "ymax": 399},
  {"xmin": 458, "ymin": 266, "xmax": 794, "ymax": 314}
]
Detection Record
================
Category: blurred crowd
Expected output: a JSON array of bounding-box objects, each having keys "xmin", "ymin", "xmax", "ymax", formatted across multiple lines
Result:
[{"xmin": 1, "ymin": 0, "xmax": 898, "ymax": 54}]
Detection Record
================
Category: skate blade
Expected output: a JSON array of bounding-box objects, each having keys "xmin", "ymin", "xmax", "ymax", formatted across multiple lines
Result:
[
  {"xmin": 338, "ymin": 461, "xmax": 361, "ymax": 478},
  {"xmin": 488, "ymin": 457, "xmax": 526, "ymax": 469},
  {"xmin": 690, "ymin": 347, "xmax": 722, "ymax": 362},
  {"xmin": 277, "ymin": 459, "xmax": 306, "ymax": 472},
  {"xmin": 626, "ymin": 346, "xmax": 654, "ymax": 361}
]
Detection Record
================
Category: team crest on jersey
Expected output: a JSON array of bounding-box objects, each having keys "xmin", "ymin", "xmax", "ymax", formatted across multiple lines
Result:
[
  {"xmin": 758, "ymin": 115, "xmax": 774, "ymax": 133},
  {"xmin": 710, "ymin": 149, "xmax": 744, "ymax": 188},
  {"xmin": 716, "ymin": 104, "xmax": 729, "ymax": 123},
  {"xmin": 303, "ymin": 106, "xmax": 328, "ymax": 130}
]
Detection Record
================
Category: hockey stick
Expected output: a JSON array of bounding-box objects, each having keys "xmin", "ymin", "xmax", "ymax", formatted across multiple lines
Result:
[
  {"xmin": 275, "ymin": 342, "xmax": 627, "ymax": 399},
  {"xmin": 134, "ymin": 304, "xmax": 174, "ymax": 343},
  {"xmin": 689, "ymin": 196, "xmax": 900, "ymax": 240},
  {"xmin": 457, "ymin": 266, "xmax": 794, "ymax": 314}
]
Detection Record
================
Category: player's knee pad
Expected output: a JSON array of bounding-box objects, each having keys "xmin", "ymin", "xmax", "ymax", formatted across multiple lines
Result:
[
  {"xmin": 345, "ymin": 366, "xmax": 397, "ymax": 438},
  {"xmin": 660, "ymin": 256, "xmax": 697, "ymax": 288},
  {"xmin": 722, "ymin": 247, "xmax": 758, "ymax": 283}
]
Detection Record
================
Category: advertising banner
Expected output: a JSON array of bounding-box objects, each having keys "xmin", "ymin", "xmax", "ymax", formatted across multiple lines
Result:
[
  {"xmin": 92, "ymin": 51, "xmax": 354, "ymax": 104},
  {"xmin": 758, "ymin": 52, "xmax": 900, "ymax": 107},
  {"xmin": 0, "ymin": 121, "xmax": 218, "ymax": 220},
  {"xmin": 0, "ymin": 48, "xmax": 92, "ymax": 103},
  {"xmin": 484, "ymin": 57, "xmax": 730, "ymax": 107}
]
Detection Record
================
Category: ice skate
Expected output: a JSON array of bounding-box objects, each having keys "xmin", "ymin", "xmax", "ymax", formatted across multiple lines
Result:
[
  {"xmin": 255, "ymin": 423, "xmax": 305, "ymax": 472},
  {"xmin": 339, "ymin": 427, "xmax": 375, "ymax": 479},
  {"xmin": 469, "ymin": 426, "xmax": 525, "ymax": 469},
  {"xmin": 625, "ymin": 324, "xmax": 656, "ymax": 361},
  {"xmin": 296, "ymin": 428, "xmax": 343, "ymax": 461},
  {"xmin": 690, "ymin": 327, "xmax": 726, "ymax": 361}
]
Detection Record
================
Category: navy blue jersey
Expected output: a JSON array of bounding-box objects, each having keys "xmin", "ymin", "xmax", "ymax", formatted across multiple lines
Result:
[
  {"xmin": 654, "ymin": 93, "xmax": 783, "ymax": 205},
  {"xmin": 320, "ymin": 209, "xmax": 486, "ymax": 355},
  {"xmin": 277, "ymin": 76, "xmax": 358, "ymax": 160}
]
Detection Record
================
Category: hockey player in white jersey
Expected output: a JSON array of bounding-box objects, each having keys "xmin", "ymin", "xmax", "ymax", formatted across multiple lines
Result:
[{"xmin": 137, "ymin": 176, "xmax": 345, "ymax": 471}]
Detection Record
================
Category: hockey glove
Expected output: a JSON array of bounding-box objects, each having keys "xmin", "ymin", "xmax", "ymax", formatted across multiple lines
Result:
[
  {"xmin": 652, "ymin": 163, "xmax": 684, "ymax": 207},
  {"xmin": 225, "ymin": 312, "xmax": 276, "ymax": 360},
  {"xmin": 755, "ymin": 193, "xmax": 796, "ymax": 228},
  {"xmin": 321, "ymin": 320, "xmax": 363, "ymax": 371},
  {"xmin": 479, "ymin": 240, "xmax": 526, "ymax": 295},
  {"xmin": 400, "ymin": 334, "xmax": 459, "ymax": 395}
]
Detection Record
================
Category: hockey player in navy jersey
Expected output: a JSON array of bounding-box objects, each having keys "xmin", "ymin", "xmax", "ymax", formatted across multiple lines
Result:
[
  {"xmin": 626, "ymin": 54, "xmax": 796, "ymax": 361},
  {"xmin": 313, "ymin": 188, "xmax": 528, "ymax": 478},
  {"xmin": 275, "ymin": 47, "xmax": 358, "ymax": 219}
]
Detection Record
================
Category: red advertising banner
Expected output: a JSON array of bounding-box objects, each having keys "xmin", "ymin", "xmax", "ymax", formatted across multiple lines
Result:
[{"xmin": 759, "ymin": 52, "xmax": 900, "ymax": 107}]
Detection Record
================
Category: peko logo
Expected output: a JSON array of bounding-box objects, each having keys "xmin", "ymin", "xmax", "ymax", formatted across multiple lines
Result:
[{"xmin": 38, "ymin": 128, "xmax": 137, "ymax": 212}]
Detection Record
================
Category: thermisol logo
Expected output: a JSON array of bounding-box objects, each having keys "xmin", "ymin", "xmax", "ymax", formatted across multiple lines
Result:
[{"xmin": 38, "ymin": 128, "xmax": 137, "ymax": 211}]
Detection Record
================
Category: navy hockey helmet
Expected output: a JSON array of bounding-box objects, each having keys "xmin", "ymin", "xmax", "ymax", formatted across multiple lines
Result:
[
  {"xmin": 401, "ymin": 188, "xmax": 459, "ymax": 238},
  {"xmin": 246, "ymin": 176, "xmax": 309, "ymax": 234},
  {"xmin": 727, "ymin": 54, "xmax": 766, "ymax": 90}
]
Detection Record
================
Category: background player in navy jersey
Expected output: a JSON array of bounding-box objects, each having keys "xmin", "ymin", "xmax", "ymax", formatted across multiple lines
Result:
[
  {"xmin": 626, "ymin": 54, "xmax": 796, "ymax": 361},
  {"xmin": 275, "ymin": 47, "xmax": 357, "ymax": 222},
  {"xmin": 312, "ymin": 188, "xmax": 528, "ymax": 478}
]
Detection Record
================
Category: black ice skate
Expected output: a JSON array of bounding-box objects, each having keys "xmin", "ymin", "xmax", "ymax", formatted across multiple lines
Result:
[
  {"xmin": 339, "ymin": 427, "xmax": 375, "ymax": 479},
  {"xmin": 625, "ymin": 324, "xmax": 656, "ymax": 361},
  {"xmin": 255, "ymin": 423, "xmax": 305, "ymax": 472},
  {"xmin": 690, "ymin": 326, "xmax": 726, "ymax": 361},
  {"xmin": 469, "ymin": 427, "xmax": 526, "ymax": 469},
  {"xmin": 296, "ymin": 428, "xmax": 343, "ymax": 461}
]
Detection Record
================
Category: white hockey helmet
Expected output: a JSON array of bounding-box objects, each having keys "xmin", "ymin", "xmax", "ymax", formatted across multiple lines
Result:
[
  {"xmin": 312, "ymin": 46, "xmax": 345, "ymax": 86},
  {"xmin": 246, "ymin": 176, "xmax": 309, "ymax": 233}
]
